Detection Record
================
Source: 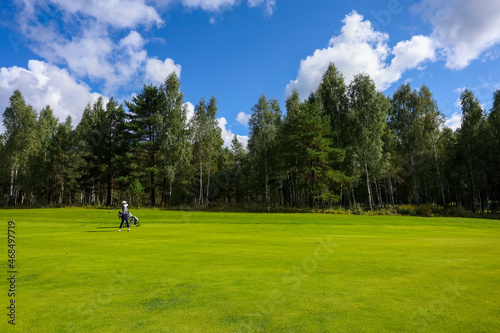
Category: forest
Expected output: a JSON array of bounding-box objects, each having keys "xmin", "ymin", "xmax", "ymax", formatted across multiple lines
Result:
[{"xmin": 1, "ymin": 63, "xmax": 499, "ymax": 213}]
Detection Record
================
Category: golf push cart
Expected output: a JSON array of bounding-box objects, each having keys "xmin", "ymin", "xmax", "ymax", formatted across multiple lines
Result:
[{"xmin": 118, "ymin": 211, "xmax": 140, "ymax": 227}]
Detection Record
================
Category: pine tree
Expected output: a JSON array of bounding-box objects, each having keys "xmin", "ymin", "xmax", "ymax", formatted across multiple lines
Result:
[
  {"xmin": 126, "ymin": 84, "xmax": 164, "ymax": 206},
  {"xmin": 280, "ymin": 93, "xmax": 346, "ymax": 207}
]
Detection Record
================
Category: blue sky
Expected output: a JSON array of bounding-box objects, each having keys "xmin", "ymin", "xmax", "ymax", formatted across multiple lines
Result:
[{"xmin": 1, "ymin": 0, "xmax": 500, "ymax": 147}]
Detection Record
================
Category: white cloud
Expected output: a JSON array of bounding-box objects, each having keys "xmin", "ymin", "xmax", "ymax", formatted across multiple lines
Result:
[
  {"xmin": 286, "ymin": 11, "xmax": 436, "ymax": 98},
  {"xmin": 179, "ymin": 0, "xmax": 274, "ymax": 13},
  {"xmin": 153, "ymin": 0, "xmax": 275, "ymax": 14},
  {"xmin": 25, "ymin": 24, "xmax": 177, "ymax": 93},
  {"xmin": 217, "ymin": 117, "xmax": 248, "ymax": 149},
  {"xmin": 41, "ymin": 28, "xmax": 115, "ymax": 81},
  {"xmin": 145, "ymin": 58, "xmax": 182, "ymax": 86},
  {"xmin": 180, "ymin": 0, "xmax": 237, "ymax": 11},
  {"xmin": 454, "ymin": 87, "xmax": 467, "ymax": 94},
  {"xmin": 119, "ymin": 30, "xmax": 146, "ymax": 49},
  {"xmin": 445, "ymin": 112, "xmax": 462, "ymax": 131},
  {"xmin": 415, "ymin": 0, "xmax": 500, "ymax": 69},
  {"xmin": 12, "ymin": 0, "xmax": 277, "ymax": 97},
  {"xmin": 247, "ymin": 0, "xmax": 275, "ymax": 15},
  {"xmin": 184, "ymin": 102, "xmax": 195, "ymax": 124},
  {"xmin": 388, "ymin": 35, "xmax": 436, "ymax": 81},
  {"xmin": 13, "ymin": 2, "xmax": 170, "ymax": 95},
  {"xmin": 235, "ymin": 111, "xmax": 251, "ymax": 126},
  {"xmin": 0, "ymin": 60, "xmax": 103, "ymax": 127},
  {"xmin": 49, "ymin": 0, "xmax": 163, "ymax": 28}
]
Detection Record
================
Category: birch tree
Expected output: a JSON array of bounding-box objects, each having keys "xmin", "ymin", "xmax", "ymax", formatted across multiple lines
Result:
[
  {"xmin": 158, "ymin": 73, "xmax": 191, "ymax": 205},
  {"xmin": 2, "ymin": 90, "xmax": 38, "ymax": 205},
  {"xmin": 349, "ymin": 73, "xmax": 390, "ymax": 211}
]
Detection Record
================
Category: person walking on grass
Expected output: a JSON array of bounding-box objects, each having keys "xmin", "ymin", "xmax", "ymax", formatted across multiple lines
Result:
[{"xmin": 113, "ymin": 200, "xmax": 130, "ymax": 231}]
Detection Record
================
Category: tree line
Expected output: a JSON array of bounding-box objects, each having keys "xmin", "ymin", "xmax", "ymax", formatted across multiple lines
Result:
[{"xmin": 1, "ymin": 63, "xmax": 499, "ymax": 212}]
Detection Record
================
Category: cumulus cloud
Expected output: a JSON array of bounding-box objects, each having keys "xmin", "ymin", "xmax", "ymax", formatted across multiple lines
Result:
[
  {"xmin": 12, "ymin": 2, "xmax": 170, "ymax": 95},
  {"xmin": 217, "ymin": 117, "xmax": 248, "ymax": 149},
  {"xmin": 145, "ymin": 58, "xmax": 182, "ymax": 85},
  {"xmin": 46, "ymin": 0, "xmax": 163, "ymax": 28},
  {"xmin": 0, "ymin": 60, "xmax": 103, "ymax": 127},
  {"xmin": 20, "ymin": 21, "xmax": 179, "ymax": 93},
  {"xmin": 11, "ymin": 0, "xmax": 278, "ymax": 97},
  {"xmin": 30, "ymin": 27, "xmax": 160, "ymax": 93},
  {"xmin": 415, "ymin": 0, "xmax": 500, "ymax": 69},
  {"xmin": 235, "ymin": 111, "xmax": 251, "ymax": 126},
  {"xmin": 184, "ymin": 101, "xmax": 195, "ymax": 123},
  {"xmin": 444, "ymin": 112, "xmax": 462, "ymax": 131},
  {"xmin": 286, "ymin": 11, "xmax": 436, "ymax": 98}
]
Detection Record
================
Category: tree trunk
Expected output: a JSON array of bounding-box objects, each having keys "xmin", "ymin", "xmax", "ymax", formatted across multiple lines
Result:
[
  {"xmin": 411, "ymin": 154, "xmax": 419, "ymax": 205},
  {"xmin": 9, "ymin": 167, "xmax": 16, "ymax": 206},
  {"xmin": 468, "ymin": 159, "xmax": 477, "ymax": 211},
  {"xmin": 265, "ymin": 155, "xmax": 269, "ymax": 211},
  {"xmin": 59, "ymin": 173, "xmax": 64, "ymax": 205},
  {"xmin": 365, "ymin": 161, "xmax": 373, "ymax": 211},
  {"xmin": 150, "ymin": 170, "xmax": 155, "ymax": 206},
  {"xmin": 206, "ymin": 161, "xmax": 211, "ymax": 204},
  {"xmin": 106, "ymin": 175, "xmax": 112, "ymax": 206},
  {"xmin": 375, "ymin": 180, "xmax": 382, "ymax": 208},
  {"xmin": 351, "ymin": 184, "xmax": 356, "ymax": 206},
  {"xmin": 199, "ymin": 160, "xmax": 203, "ymax": 205},
  {"xmin": 387, "ymin": 174, "xmax": 395, "ymax": 206},
  {"xmin": 433, "ymin": 143, "xmax": 446, "ymax": 204},
  {"xmin": 169, "ymin": 179, "xmax": 173, "ymax": 206}
]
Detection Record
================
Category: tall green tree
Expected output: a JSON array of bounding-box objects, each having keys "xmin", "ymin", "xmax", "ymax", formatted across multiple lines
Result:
[
  {"xmin": 280, "ymin": 93, "xmax": 346, "ymax": 207},
  {"xmin": 317, "ymin": 62, "xmax": 349, "ymax": 142},
  {"xmin": 127, "ymin": 84, "xmax": 164, "ymax": 206},
  {"xmin": 486, "ymin": 90, "xmax": 500, "ymax": 209},
  {"xmin": 32, "ymin": 106, "xmax": 59, "ymax": 204},
  {"xmin": 192, "ymin": 98, "xmax": 208, "ymax": 205},
  {"xmin": 205, "ymin": 96, "xmax": 223, "ymax": 203},
  {"xmin": 416, "ymin": 85, "xmax": 446, "ymax": 204},
  {"xmin": 157, "ymin": 73, "xmax": 191, "ymax": 205},
  {"xmin": 191, "ymin": 96, "xmax": 223, "ymax": 204},
  {"xmin": 102, "ymin": 98, "xmax": 128, "ymax": 206},
  {"xmin": 349, "ymin": 73, "xmax": 390, "ymax": 210},
  {"xmin": 2, "ymin": 90, "xmax": 38, "ymax": 205},
  {"xmin": 390, "ymin": 84, "xmax": 424, "ymax": 204},
  {"xmin": 248, "ymin": 95, "xmax": 282, "ymax": 210},
  {"xmin": 47, "ymin": 116, "xmax": 75, "ymax": 205},
  {"xmin": 456, "ymin": 89, "xmax": 486, "ymax": 211},
  {"xmin": 229, "ymin": 135, "xmax": 248, "ymax": 203}
]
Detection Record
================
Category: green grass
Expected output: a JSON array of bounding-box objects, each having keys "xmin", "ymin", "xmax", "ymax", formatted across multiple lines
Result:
[{"xmin": 1, "ymin": 208, "xmax": 499, "ymax": 332}]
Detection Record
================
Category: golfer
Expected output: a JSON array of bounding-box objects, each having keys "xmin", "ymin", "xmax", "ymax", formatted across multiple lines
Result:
[{"xmin": 118, "ymin": 200, "xmax": 130, "ymax": 231}]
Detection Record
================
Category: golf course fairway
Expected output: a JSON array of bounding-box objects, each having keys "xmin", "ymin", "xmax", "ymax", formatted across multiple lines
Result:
[{"xmin": 1, "ymin": 208, "xmax": 499, "ymax": 332}]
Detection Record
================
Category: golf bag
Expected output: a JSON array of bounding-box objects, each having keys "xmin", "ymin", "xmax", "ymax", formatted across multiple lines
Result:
[{"xmin": 118, "ymin": 211, "xmax": 140, "ymax": 226}]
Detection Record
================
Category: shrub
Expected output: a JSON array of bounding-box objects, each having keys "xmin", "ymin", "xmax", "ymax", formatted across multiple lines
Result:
[{"xmin": 351, "ymin": 203, "xmax": 363, "ymax": 215}]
